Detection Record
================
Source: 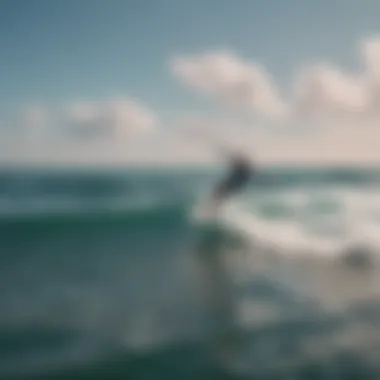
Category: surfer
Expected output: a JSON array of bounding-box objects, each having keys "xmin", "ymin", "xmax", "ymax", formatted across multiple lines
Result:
[{"xmin": 212, "ymin": 150, "xmax": 253, "ymax": 204}]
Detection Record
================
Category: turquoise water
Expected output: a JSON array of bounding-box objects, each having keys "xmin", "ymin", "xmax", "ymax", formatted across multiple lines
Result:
[{"xmin": 1, "ymin": 166, "xmax": 380, "ymax": 379}]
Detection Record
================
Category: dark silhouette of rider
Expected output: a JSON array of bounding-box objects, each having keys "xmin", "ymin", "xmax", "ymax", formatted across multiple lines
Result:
[{"xmin": 213, "ymin": 151, "xmax": 253, "ymax": 201}]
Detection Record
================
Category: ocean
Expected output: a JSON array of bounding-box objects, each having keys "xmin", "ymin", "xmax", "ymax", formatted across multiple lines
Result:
[{"xmin": 1, "ymin": 165, "xmax": 380, "ymax": 379}]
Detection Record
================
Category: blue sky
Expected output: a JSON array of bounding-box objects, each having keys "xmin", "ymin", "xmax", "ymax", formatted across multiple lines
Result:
[{"xmin": 1, "ymin": 0, "xmax": 380, "ymax": 165}]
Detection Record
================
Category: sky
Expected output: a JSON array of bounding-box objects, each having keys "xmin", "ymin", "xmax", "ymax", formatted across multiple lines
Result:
[{"xmin": 1, "ymin": 0, "xmax": 380, "ymax": 166}]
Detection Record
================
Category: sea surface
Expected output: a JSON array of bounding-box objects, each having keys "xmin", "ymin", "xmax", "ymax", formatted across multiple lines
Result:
[{"xmin": 1, "ymin": 165, "xmax": 380, "ymax": 379}]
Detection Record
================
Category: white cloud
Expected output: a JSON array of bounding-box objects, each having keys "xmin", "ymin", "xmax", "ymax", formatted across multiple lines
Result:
[
  {"xmin": 0, "ymin": 98, "xmax": 160, "ymax": 165},
  {"xmin": 171, "ymin": 37, "xmax": 380, "ymax": 129},
  {"xmin": 2, "ymin": 37, "xmax": 380, "ymax": 166},
  {"xmin": 361, "ymin": 37, "xmax": 380, "ymax": 114},
  {"xmin": 293, "ymin": 37, "xmax": 380, "ymax": 123},
  {"xmin": 171, "ymin": 51, "xmax": 288, "ymax": 119},
  {"xmin": 362, "ymin": 37, "xmax": 380, "ymax": 81},
  {"xmin": 293, "ymin": 64, "xmax": 368, "ymax": 122},
  {"xmin": 66, "ymin": 98, "xmax": 157, "ymax": 139}
]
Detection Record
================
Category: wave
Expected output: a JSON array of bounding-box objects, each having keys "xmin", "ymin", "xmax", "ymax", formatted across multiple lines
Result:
[
  {"xmin": 0, "ymin": 166, "xmax": 379, "ymax": 206},
  {"xmin": 2, "ymin": 177, "xmax": 380, "ymax": 267},
  {"xmin": 189, "ymin": 186, "xmax": 380, "ymax": 281},
  {"xmin": 3, "ymin": 183, "xmax": 380, "ymax": 261},
  {"xmin": 0, "ymin": 203, "xmax": 188, "ymax": 231},
  {"xmin": 228, "ymin": 207, "xmax": 379, "ymax": 261},
  {"xmin": 255, "ymin": 166, "xmax": 380, "ymax": 188}
]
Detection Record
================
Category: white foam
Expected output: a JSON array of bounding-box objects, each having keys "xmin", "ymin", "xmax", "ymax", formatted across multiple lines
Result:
[{"xmin": 211, "ymin": 186, "xmax": 380, "ymax": 260}]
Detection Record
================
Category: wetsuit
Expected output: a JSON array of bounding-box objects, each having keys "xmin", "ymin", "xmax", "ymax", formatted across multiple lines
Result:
[{"xmin": 213, "ymin": 156, "xmax": 252, "ymax": 200}]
